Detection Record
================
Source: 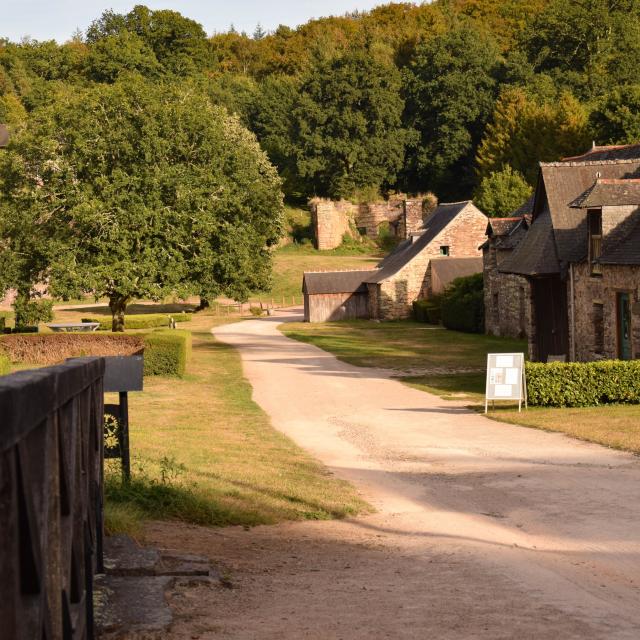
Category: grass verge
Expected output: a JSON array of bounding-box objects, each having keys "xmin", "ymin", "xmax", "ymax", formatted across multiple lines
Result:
[{"xmin": 105, "ymin": 313, "xmax": 371, "ymax": 536}]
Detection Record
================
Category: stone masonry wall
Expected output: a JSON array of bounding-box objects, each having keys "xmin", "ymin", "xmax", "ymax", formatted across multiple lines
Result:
[
  {"xmin": 311, "ymin": 200, "xmax": 356, "ymax": 250},
  {"xmin": 374, "ymin": 203, "xmax": 488, "ymax": 320},
  {"xmin": 483, "ymin": 245, "xmax": 532, "ymax": 339},
  {"xmin": 570, "ymin": 262, "xmax": 640, "ymax": 361}
]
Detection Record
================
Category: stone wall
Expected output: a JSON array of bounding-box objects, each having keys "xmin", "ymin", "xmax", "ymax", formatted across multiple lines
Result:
[
  {"xmin": 570, "ymin": 262, "xmax": 640, "ymax": 361},
  {"xmin": 372, "ymin": 202, "xmax": 488, "ymax": 320},
  {"xmin": 311, "ymin": 195, "xmax": 435, "ymax": 250},
  {"xmin": 483, "ymin": 245, "xmax": 532, "ymax": 339}
]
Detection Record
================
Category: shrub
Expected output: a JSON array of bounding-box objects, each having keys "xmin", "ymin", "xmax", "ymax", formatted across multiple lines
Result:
[
  {"xmin": 13, "ymin": 297, "xmax": 53, "ymax": 328},
  {"xmin": 413, "ymin": 298, "xmax": 442, "ymax": 324},
  {"xmin": 142, "ymin": 329, "xmax": 191, "ymax": 377},
  {"xmin": 0, "ymin": 353, "xmax": 10, "ymax": 375},
  {"xmin": 526, "ymin": 360, "xmax": 640, "ymax": 407},
  {"xmin": 440, "ymin": 273, "xmax": 484, "ymax": 333},
  {"xmin": 81, "ymin": 313, "xmax": 192, "ymax": 330},
  {"xmin": 0, "ymin": 333, "xmax": 144, "ymax": 365}
]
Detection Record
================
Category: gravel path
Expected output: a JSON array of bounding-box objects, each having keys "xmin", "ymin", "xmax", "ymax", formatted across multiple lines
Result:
[{"xmin": 148, "ymin": 309, "xmax": 640, "ymax": 639}]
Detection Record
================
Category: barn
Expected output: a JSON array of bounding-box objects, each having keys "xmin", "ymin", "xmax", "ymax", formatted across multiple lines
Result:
[{"xmin": 302, "ymin": 271, "xmax": 374, "ymax": 323}]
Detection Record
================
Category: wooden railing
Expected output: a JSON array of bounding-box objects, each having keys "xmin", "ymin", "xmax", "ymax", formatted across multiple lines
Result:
[{"xmin": 0, "ymin": 357, "xmax": 105, "ymax": 640}]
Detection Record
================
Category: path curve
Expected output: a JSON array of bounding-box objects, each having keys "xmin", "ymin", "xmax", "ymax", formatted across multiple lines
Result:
[{"xmin": 193, "ymin": 311, "xmax": 640, "ymax": 638}]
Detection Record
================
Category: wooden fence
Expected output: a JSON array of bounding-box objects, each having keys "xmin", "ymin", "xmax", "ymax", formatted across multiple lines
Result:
[{"xmin": 0, "ymin": 357, "xmax": 105, "ymax": 639}]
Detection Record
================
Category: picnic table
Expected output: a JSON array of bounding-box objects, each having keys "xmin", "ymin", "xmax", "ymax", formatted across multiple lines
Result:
[{"xmin": 46, "ymin": 322, "xmax": 101, "ymax": 332}]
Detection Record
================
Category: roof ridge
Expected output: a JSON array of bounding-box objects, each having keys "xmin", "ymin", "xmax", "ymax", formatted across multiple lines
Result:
[
  {"xmin": 597, "ymin": 178, "xmax": 640, "ymax": 184},
  {"xmin": 541, "ymin": 158, "xmax": 640, "ymax": 167},
  {"xmin": 561, "ymin": 142, "xmax": 640, "ymax": 161}
]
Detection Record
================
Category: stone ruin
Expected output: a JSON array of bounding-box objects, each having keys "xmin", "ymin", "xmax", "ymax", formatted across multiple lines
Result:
[{"xmin": 309, "ymin": 194, "xmax": 437, "ymax": 250}]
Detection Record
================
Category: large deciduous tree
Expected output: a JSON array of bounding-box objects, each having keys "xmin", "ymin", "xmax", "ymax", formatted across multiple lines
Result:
[
  {"xmin": 292, "ymin": 47, "xmax": 409, "ymax": 200},
  {"xmin": 0, "ymin": 75, "xmax": 283, "ymax": 331}
]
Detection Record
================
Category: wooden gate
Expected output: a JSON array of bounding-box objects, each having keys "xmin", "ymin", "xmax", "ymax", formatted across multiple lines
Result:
[{"xmin": 0, "ymin": 357, "xmax": 105, "ymax": 639}]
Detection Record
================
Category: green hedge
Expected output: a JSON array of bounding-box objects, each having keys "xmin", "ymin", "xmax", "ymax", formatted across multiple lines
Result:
[
  {"xmin": 526, "ymin": 360, "xmax": 640, "ymax": 407},
  {"xmin": 142, "ymin": 330, "xmax": 192, "ymax": 377},
  {"xmin": 0, "ymin": 353, "xmax": 10, "ymax": 376},
  {"xmin": 82, "ymin": 313, "xmax": 192, "ymax": 330},
  {"xmin": 412, "ymin": 299, "xmax": 441, "ymax": 324},
  {"xmin": 440, "ymin": 274, "xmax": 484, "ymax": 334}
]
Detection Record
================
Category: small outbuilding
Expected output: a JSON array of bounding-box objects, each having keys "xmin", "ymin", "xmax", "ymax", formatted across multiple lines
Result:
[
  {"xmin": 427, "ymin": 256, "xmax": 484, "ymax": 295},
  {"xmin": 302, "ymin": 270, "xmax": 375, "ymax": 323}
]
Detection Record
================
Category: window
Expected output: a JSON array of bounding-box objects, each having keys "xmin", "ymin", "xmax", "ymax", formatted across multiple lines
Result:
[
  {"xmin": 588, "ymin": 209, "xmax": 602, "ymax": 276},
  {"xmin": 593, "ymin": 302, "xmax": 604, "ymax": 355},
  {"xmin": 440, "ymin": 246, "xmax": 450, "ymax": 256}
]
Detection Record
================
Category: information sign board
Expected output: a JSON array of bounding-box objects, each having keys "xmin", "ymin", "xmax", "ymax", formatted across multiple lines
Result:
[{"xmin": 485, "ymin": 352, "xmax": 526, "ymax": 413}]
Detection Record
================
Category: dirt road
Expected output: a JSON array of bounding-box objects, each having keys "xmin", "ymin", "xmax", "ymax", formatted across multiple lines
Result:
[{"xmin": 150, "ymin": 310, "xmax": 640, "ymax": 639}]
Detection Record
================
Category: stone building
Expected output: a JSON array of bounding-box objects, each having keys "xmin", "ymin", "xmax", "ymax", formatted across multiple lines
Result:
[
  {"xmin": 365, "ymin": 201, "xmax": 487, "ymax": 320},
  {"xmin": 499, "ymin": 144, "xmax": 640, "ymax": 361},
  {"xmin": 310, "ymin": 195, "xmax": 435, "ymax": 251},
  {"xmin": 482, "ymin": 206, "xmax": 531, "ymax": 338}
]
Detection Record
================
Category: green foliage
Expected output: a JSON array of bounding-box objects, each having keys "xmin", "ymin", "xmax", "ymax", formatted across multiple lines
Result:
[
  {"xmin": 293, "ymin": 47, "xmax": 409, "ymax": 199},
  {"xmin": 474, "ymin": 165, "xmax": 532, "ymax": 217},
  {"xmin": 590, "ymin": 85, "xmax": 640, "ymax": 145},
  {"xmin": 13, "ymin": 296, "xmax": 53, "ymax": 327},
  {"xmin": 412, "ymin": 298, "xmax": 442, "ymax": 324},
  {"xmin": 0, "ymin": 352, "xmax": 10, "ymax": 375},
  {"xmin": 440, "ymin": 273, "xmax": 484, "ymax": 334},
  {"xmin": 142, "ymin": 329, "xmax": 191, "ymax": 377},
  {"xmin": 403, "ymin": 21, "xmax": 501, "ymax": 198},
  {"xmin": 526, "ymin": 360, "xmax": 640, "ymax": 408},
  {"xmin": 81, "ymin": 313, "xmax": 191, "ymax": 330}
]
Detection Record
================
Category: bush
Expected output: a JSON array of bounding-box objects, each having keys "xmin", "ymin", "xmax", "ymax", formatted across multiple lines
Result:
[
  {"xmin": 13, "ymin": 297, "xmax": 53, "ymax": 328},
  {"xmin": 142, "ymin": 329, "xmax": 191, "ymax": 377},
  {"xmin": 81, "ymin": 313, "xmax": 192, "ymax": 330},
  {"xmin": 0, "ymin": 333, "xmax": 144, "ymax": 365},
  {"xmin": 413, "ymin": 298, "xmax": 442, "ymax": 324},
  {"xmin": 0, "ymin": 353, "xmax": 10, "ymax": 375},
  {"xmin": 526, "ymin": 360, "xmax": 640, "ymax": 407},
  {"xmin": 440, "ymin": 274, "xmax": 484, "ymax": 334}
]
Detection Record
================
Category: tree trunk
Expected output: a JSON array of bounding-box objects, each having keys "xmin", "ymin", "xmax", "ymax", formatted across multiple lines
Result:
[
  {"xmin": 109, "ymin": 295, "xmax": 129, "ymax": 332},
  {"xmin": 195, "ymin": 297, "xmax": 210, "ymax": 312}
]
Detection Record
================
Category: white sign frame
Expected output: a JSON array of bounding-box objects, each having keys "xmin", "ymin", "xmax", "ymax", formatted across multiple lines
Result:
[{"xmin": 485, "ymin": 352, "xmax": 527, "ymax": 413}]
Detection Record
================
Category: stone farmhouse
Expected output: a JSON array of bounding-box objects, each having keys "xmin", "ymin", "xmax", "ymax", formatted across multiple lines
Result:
[
  {"xmin": 303, "ymin": 201, "xmax": 487, "ymax": 322},
  {"xmin": 482, "ymin": 199, "xmax": 532, "ymax": 338},
  {"xmin": 497, "ymin": 143, "xmax": 640, "ymax": 362},
  {"xmin": 310, "ymin": 195, "xmax": 436, "ymax": 251}
]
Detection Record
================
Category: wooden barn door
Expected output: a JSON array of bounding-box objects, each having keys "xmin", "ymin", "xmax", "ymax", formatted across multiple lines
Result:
[{"xmin": 532, "ymin": 276, "xmax": 569, "ymax": 361}]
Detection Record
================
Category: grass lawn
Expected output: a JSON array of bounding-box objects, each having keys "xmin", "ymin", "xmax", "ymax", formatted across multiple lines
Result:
[
  {"xmin": 105, "ymin": 312, "xmax": 371, "ymax": 538},
  {"xmin": 282, "ymin": 320, "xmax": 640, "ymax": 455}
]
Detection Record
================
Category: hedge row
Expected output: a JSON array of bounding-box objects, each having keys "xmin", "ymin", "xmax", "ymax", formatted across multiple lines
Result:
[
  {"xmin": 526, "ymin": 360, "xmax": 640, "ymax": 407},
  {"xmin": 142, "ymin": 330, "xmax": 192, "ymax": 377},
  {"xmin": 412, "ymin": 299, "xmax": 441, "ymax": 324},
  {"xmin": 81, "ymin": 313, "xmax": 192, "ymax": 330}
]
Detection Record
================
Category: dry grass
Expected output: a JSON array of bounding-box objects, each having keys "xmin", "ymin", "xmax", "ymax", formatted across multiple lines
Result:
[{"xmin": 105, "ymin": 312, "xmax": 371, "ymax": 533}]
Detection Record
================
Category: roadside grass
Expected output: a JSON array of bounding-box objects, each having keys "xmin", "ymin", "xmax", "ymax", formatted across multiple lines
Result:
[
  {"xmin": 282, "ymin": 319, "xmax": 640, "ymax": 454},
  {"xmin": 105, "ymin": 312, "xmax": 371, "ymax": 536}
]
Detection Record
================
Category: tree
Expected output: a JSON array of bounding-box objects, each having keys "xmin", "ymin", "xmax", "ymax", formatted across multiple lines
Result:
[
  {"xmin": 403, "ymin": 21, "xmax": 502, "ymax": 199},
  {"xmin": 476, "ymin": 87, "xmax": 591, "ymax": 186},
  {"xmin": 474, "ymin": 165, "xmax": 532, "ymax": 217},
  {"xmin": 0, "ymin": 76, "xmax": 283, "ymax": 331},
  {"xmin": 292, "ymin": 47, "xmax": 409, "ymax": 199},
  {"xmin": 590, "ymin": 85, "xmax": 640, "ymax": 145}
]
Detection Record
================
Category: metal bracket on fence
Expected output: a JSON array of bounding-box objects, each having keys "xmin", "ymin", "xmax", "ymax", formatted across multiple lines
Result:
[{"xmin": 102, "ymin": 355, "xmax": 144, "ymax": 481}]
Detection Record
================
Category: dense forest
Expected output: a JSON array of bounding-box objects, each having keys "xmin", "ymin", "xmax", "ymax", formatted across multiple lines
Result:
[{"xmin": 2, "ymin": 0, "xmax": 640, "ymax": 215}]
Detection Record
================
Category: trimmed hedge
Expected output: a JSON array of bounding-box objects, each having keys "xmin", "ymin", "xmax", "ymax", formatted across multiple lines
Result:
[
  {"xmin": 0, "ymin": 333, "xmax": 144, "ymax": 365},
  {"xmin": 142, "ymin": 330, "xmax": 192, "ymax": 377},
  {"xmin": 81, "ymin": 313, "xmax": 192, "ymax": 330},
  {"xmin": 441, "ymin": 274, "xmax": 484, "ymax": 334},
  {"xmin": 0, "ymin": 353, "xmax": 10, "ymax": 376},
  {"xmin": 526, "ymin": 360, "xmax": 640, "ymax": 407},
  {"xmin": 412, "ymin": 299, "xmax": 441, "ymax": 324}
]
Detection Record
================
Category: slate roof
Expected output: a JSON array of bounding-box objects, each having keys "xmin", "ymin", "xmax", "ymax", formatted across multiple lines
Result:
[
  {"xmin": 487, "ymin": 217, "xmax": 522, "ymax": 237},
  {"xmin": 430, "ymin": 257, "xmax": 483, "ymax": 293},
  {"xmin": 512, "ymin": 195, "xmax": 535, "ymax": 217},
  {"xmin": 561, "ymin": 143, "xmax": 640, "ymax": 163},
  {"xmin": 0, "ymin": 124, "xmax": 9, "ymax": 148},
  {"xmin": 302, "ymin": 270, "xmax": 376, "ymax": 295},
  {"xmin": 569, "ymin": 179, "xmax": 640, "ymax": 208},
  {"xmin": 365, "ymin": 201, "xmax": 474, "ymax": 284},
  {"xmin": 495, "ymin": 218, "xmax": 529, "ymax": 250},
  {"xmin": 600, "ymin": 216, "xmax": 640, "ymax": 265}
]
